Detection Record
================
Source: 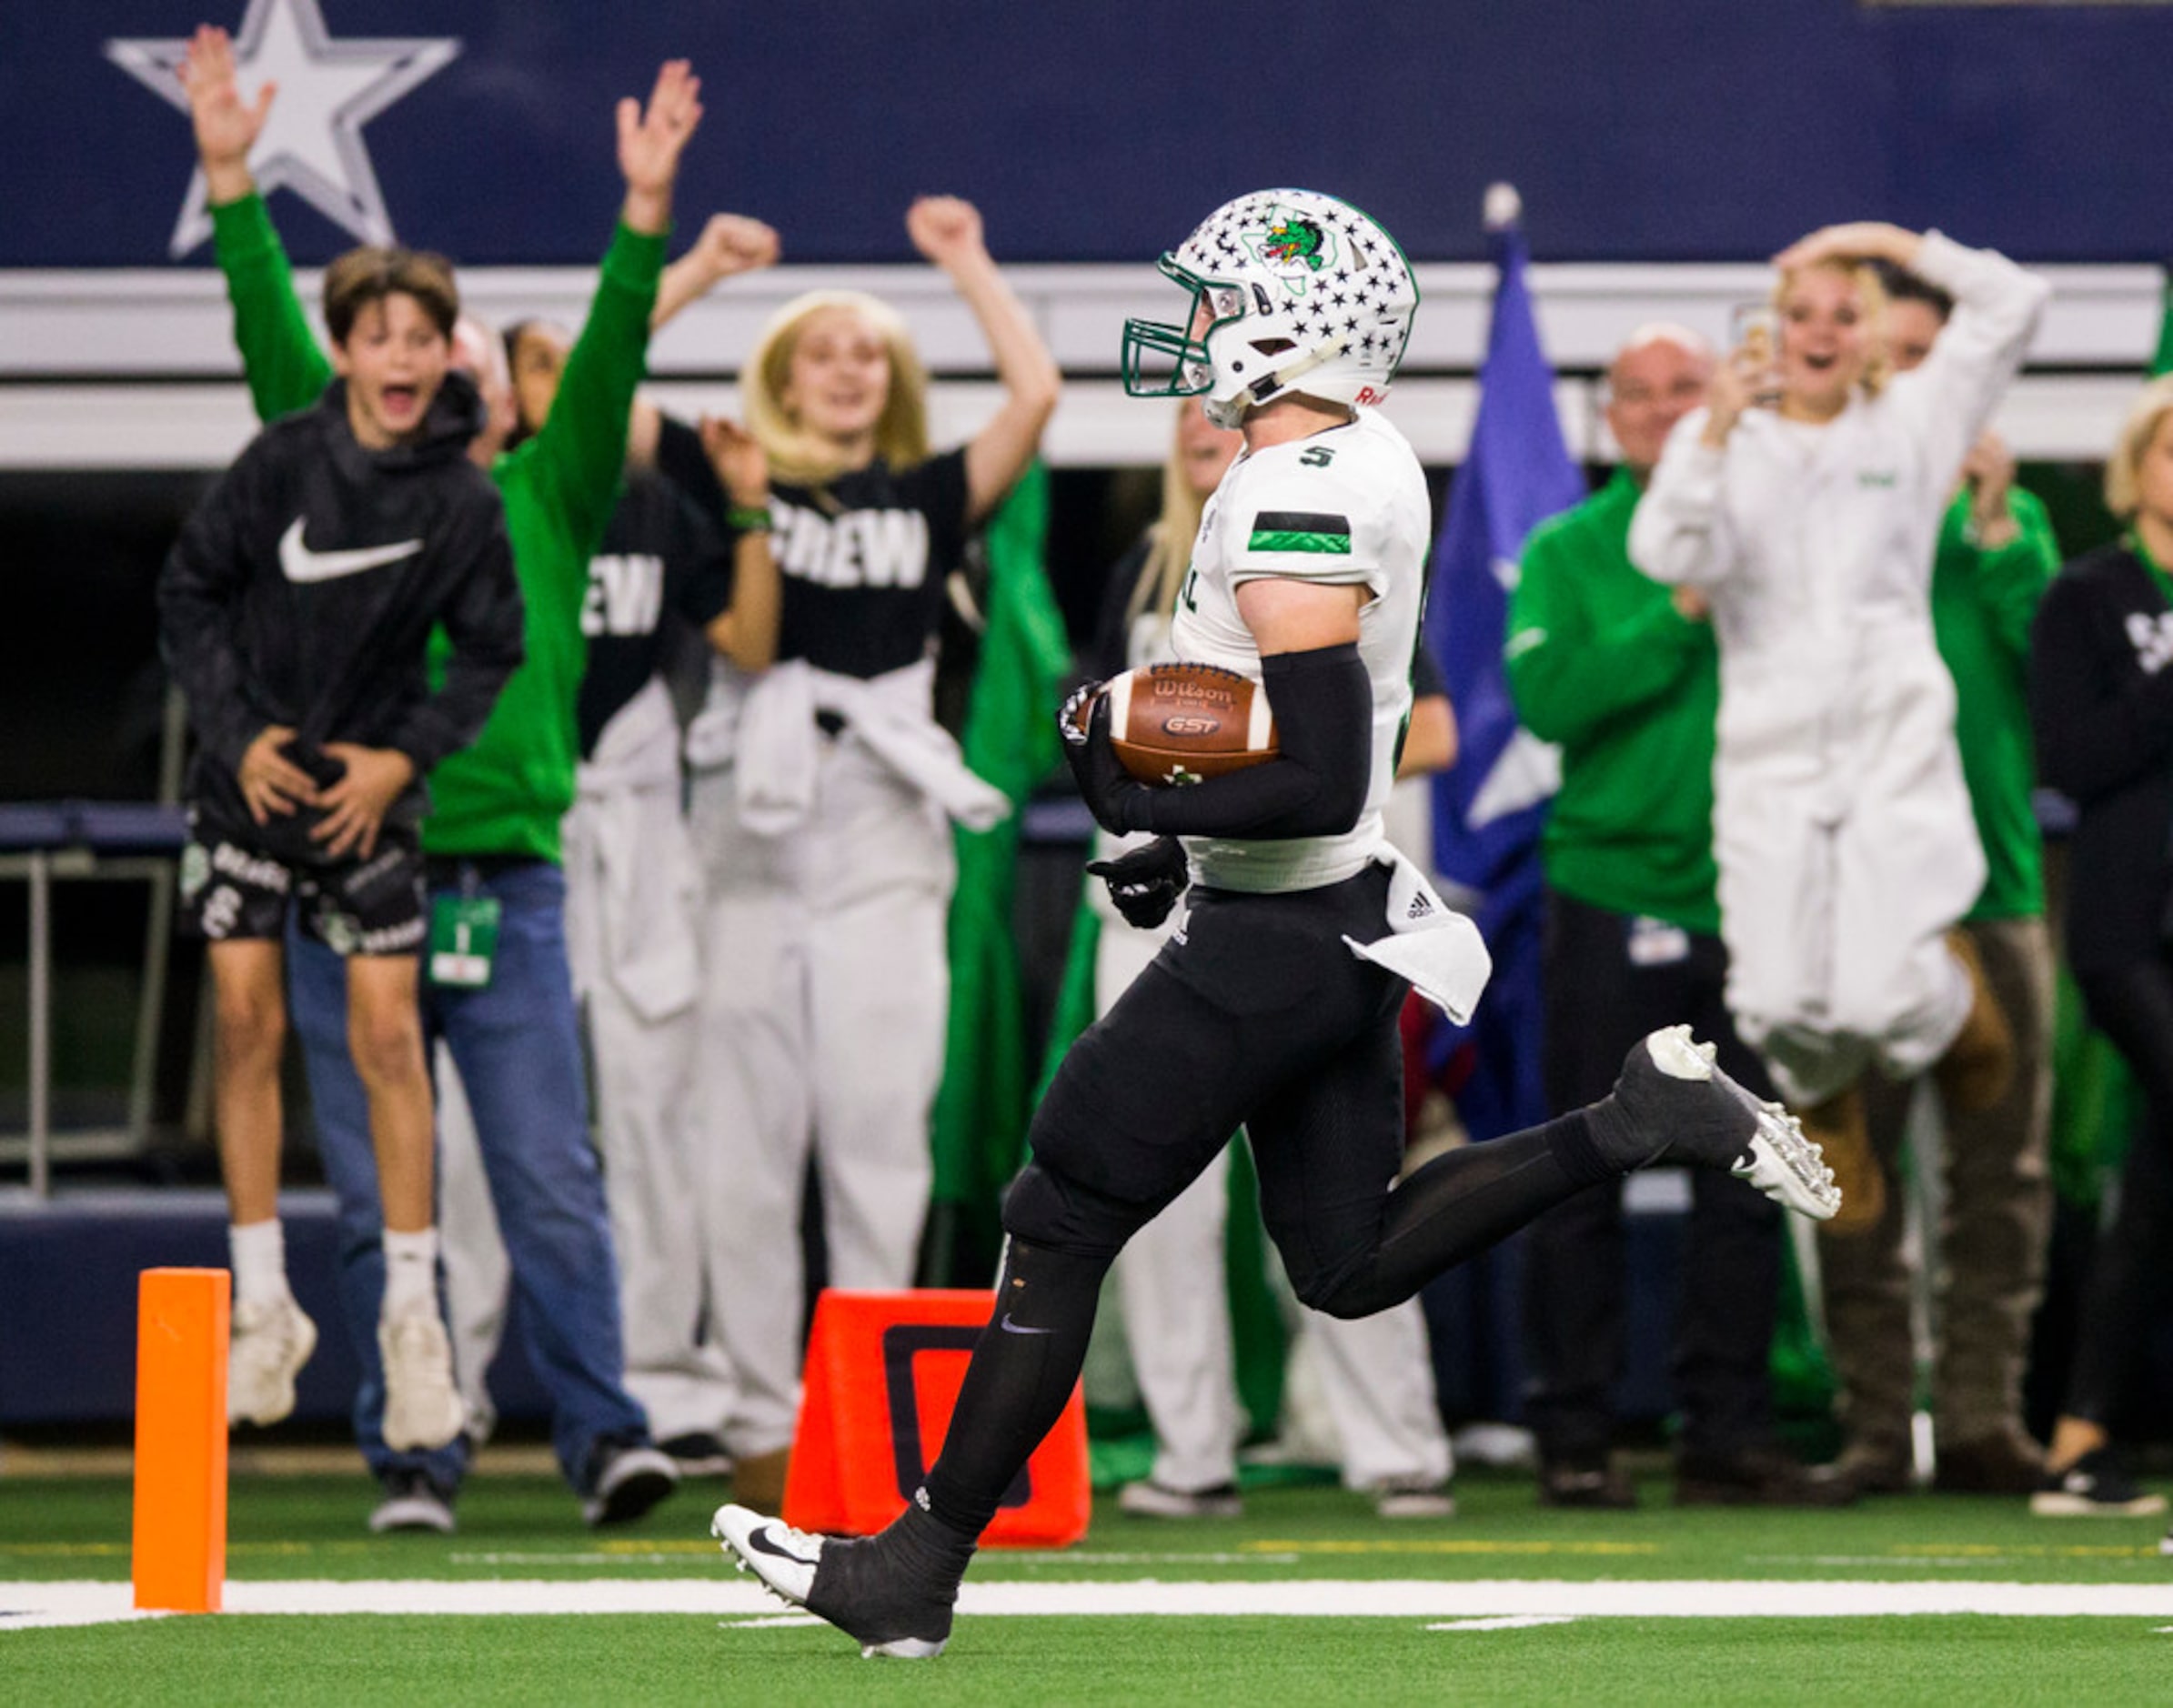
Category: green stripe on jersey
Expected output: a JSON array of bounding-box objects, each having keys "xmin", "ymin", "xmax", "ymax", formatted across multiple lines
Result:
[
  {"xmin": 1249, "ymin": 528, "xmax": 1353, "ymax": 554},
  {"xmin": 1250, "ymin": 509, "xmax": 1351, "ymax": 555}
]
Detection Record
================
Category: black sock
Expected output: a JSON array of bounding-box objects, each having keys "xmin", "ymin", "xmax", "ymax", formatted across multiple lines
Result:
[
  {"xmin": 920, "ymin": 1239, "xmax": 1112, "ymax": 1541},
  {"xmin": 1323, "ymin": 1115, "xmax": 1612, "ymax": 1317}
]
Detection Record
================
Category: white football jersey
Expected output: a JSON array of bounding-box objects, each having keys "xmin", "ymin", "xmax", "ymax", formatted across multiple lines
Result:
[{"xmin": 1168, "ymin": 407, "xmax": 1432, "ymax": 892}]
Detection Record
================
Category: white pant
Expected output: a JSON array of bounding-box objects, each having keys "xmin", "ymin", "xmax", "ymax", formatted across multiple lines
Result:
[
  {"xmin": 1098, "ymin": 915, "xmax": 1452, "ymax": 1492},
  {"xmin": 687, "ymin": 733, "xmax": 952, "ymax": 1458},
  {"xmin": 438, "ymin": 687, "xmax": 735, "ymax": 1442}
]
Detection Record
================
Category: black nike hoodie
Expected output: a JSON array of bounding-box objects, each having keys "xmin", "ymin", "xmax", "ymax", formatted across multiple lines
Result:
[{"xmin": 158, "ymin": 370, "xmax": 523, "ymax": 858}]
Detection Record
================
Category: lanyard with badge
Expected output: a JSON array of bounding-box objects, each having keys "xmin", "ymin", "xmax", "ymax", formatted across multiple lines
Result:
[{"xmin": 428, "ymin": 867, "xmax": 500, "ymax": 989}]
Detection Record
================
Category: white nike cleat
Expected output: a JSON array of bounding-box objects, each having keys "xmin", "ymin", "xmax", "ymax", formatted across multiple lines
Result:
[
  {"xmin": 227, "ymin": 1295, "xmax": 317, "ymax": 1427},
  {"xmin": 713, "ymin": 1503, "xmax": 822, "ymax": 1606},
  {"xmin": 378, "ymin": 1308, "xmax": 468, "ymax": 1452},
  {"xmin": 712, "ymin": 1503, "xmax": 951, "ymax": 1659},
  {"xmin": 1644, "ymin": 1025, "xmax": 1842, "ymax": 1221}
]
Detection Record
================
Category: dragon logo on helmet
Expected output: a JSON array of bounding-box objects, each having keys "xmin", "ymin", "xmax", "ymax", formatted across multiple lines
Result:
[{"xmin": 1257, "ymin": 215, "xmax": 1329, "ymax": 272}]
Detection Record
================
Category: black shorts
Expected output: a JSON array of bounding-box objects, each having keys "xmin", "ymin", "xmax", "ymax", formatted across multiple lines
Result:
[
  {"xmin": 1015, "ymin": 862, "xmax": 1407, "ymax": 1301},
  {"xmin": 178, "ymin": 813, "xmax": 427, "ymax": 958}
]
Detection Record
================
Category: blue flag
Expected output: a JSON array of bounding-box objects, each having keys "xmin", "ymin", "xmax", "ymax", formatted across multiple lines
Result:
[{"xmin": 1423, "ymin": 212, "xmax": 1587, "ymax": 1143}]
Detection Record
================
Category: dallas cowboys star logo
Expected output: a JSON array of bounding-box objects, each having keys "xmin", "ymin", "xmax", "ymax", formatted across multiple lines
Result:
[{"xmin": 107, "ymin": 0, "xmax": 458, "ymax": 257}]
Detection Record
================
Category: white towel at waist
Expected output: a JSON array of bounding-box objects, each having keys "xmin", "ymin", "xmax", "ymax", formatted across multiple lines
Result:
[
  {"xmin": 1342, "ymin": 848, "xmax": 1492, "ymax": 1024},
  {"xmin": 685, "ymin": 656, "xmax": 1011, "ymax": 837},
  {"xmin": 578, "ymin": 676, "xmax": 681, "ymax": 799}
]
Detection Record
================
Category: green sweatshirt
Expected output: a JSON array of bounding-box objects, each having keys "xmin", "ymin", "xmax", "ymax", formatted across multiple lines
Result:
[
  {"xmin": 209, "ymin": 193, "xmax": 665, "ymax": 861},
  {"xmin": 1932, "ymin": 486, "xmax": 2060, "ymax": 921},
  {"xmin": 1505, "ymin": 468, "xmax": 1722, "ymax": 935}
]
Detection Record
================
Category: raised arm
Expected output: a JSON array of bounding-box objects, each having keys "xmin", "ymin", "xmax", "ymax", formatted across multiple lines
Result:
[
  {"xmin": 520, "ymin": 61, "xmax": 702, "ymax": 554},
  {"xmin": 180, "ymin": 25, "xmax": 331, "ymax": 419},
  {"xmin": 1956, "ymin": 473, "xmax": 2061, "ymax": 662},
  {"xmin": 1780, "ymin": 222, "xmax": 2049, "ymax": 481},
  {"xmin": 907, "ymin": 197, "xmax": 1061, "ymax": 527},
  {"xmin": 696, "ymin": 416, "xmax": 781, "ymax": 673},
  {"xmin": 1627, "ymin": 410, "xmax": 1742, "ymax": 590},
  {"xmin": 651, "ymin": 214, "xmax": 781, "ymax": 332}
]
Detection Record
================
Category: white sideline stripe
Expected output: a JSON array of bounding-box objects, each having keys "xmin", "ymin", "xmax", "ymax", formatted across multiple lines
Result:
[
  {"xmin": 9, "ymin": 1579, "xmax": 2173, "ymax": 1629},
  {"xmin": 1429, "ymin": 1616, "xmax": 1579, "ymax": 1633}
]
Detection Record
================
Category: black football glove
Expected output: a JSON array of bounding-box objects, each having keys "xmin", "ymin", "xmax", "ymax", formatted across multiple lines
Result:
[
  {"xmin": 1086, "ymin": 835, "xmax": 1190, "ymax": 930},
  {"xmin": 1059, "ymin": 682, "xmax": 1148, "ymax": 835}
]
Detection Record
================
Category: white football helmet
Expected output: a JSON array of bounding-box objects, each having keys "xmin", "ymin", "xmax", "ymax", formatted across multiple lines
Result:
[{"xmin": 1122, "ymin": 188, "xmax": 1418, "ymax": 428}]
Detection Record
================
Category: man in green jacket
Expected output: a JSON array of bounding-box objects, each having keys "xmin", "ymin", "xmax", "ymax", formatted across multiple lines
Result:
[
  {"xmin": 180, "ymin": 27, "xmax": 703, "ymax": 1532},
  {"xmin": 1817, "ymin": 266, "xmax": 2061, "ymax": 1498},
  {"xmin": 1506, "ymin": 327, "xmax": 1845, "ymax": 1509}
]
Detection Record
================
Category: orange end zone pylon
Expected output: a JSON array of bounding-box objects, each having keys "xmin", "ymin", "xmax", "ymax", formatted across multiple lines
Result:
[
  {"xmin": 132, "ymin": 1267, "xmax": 230, "ymax": 1613},
  {"xmin": 782, "ymin": 1289, "xmax": 1090, "ymax": 1548}
]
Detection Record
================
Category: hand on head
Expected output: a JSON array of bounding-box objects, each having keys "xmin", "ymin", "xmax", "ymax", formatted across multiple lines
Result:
[{"xmin": 1773, "ymin": 222, "xmax": 1918, "ymax": 275}]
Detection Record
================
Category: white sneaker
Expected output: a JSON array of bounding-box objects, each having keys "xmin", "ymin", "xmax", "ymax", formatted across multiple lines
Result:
[
  {"xmin": 581, "ymin": 1442, "xmax": 679, "ymax": 1528},
  {"xmin": 368, "ymin": 1469, "xmax": 458, "ymax": 1535},
  {"xmin": 1370, "ymin": 1479, "xmax": 1456, "ymax": 1520},
  {"xmin": 227, "ymin": 1295, "xmax": 317, "ymax": 1427},
  {"xmin": 378, "ymin": 1309, "xmax": 468, "ymax": 1452},
  {"xmin": 1117, "ymin": 1479, "xmax": 1243, "ymax": 1519}
]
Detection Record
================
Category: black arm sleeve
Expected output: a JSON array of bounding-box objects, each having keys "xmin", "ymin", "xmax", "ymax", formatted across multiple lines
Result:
[
  {"xmin": 2030, "ymin": 570, "xmax": 2173, "ymax": 803},
  {"xmin": 389, "ymin": 515, "xmax": 526, "ymax": 773},
  {"xmin": 1125, "ymin": 642, "xmax": 1373, "ymax": 839},
  {"xmin": 156, "ymin": 458, "xmax": 266, "ymax": 771}
]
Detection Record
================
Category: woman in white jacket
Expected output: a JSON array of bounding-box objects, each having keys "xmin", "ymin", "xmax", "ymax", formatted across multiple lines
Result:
[{"xmin": 1628, "ymin": 222, "xmax": 2048, "ymax": 1207}]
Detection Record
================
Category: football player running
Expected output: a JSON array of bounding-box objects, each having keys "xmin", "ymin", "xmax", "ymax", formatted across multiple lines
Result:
[{"xmin": 713, "ymin": 188, "xmax": 1839, "ymax": 1658}]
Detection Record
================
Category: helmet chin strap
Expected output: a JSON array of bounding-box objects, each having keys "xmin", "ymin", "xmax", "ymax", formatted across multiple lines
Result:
[{"xmin": 1221, "ymin": 338, "xmax": 1351, "ymax": 424}]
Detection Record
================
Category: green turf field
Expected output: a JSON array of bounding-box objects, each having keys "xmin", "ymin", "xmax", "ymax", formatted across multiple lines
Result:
[{"xmin": 4, "ymin": 1469, "xmax": 2168, "ymax": 1704}]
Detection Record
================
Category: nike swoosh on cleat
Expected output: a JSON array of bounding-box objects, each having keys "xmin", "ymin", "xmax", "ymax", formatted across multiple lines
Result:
[
  {"xmin": 278, "ymin": 517, "xmax": 425, "ymax": 584},
  {"xmin": 999, "ymin": 1312, "xmax": 1051, "ymax": 1336},
  {"xmin": 747, "ymin": 1526, "xmax": 820, "ymax": 1568}
]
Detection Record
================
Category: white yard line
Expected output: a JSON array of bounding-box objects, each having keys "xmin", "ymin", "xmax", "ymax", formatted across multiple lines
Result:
[{"xmin": 8, "ymin": 1578, "xmax": 2173, "ymax": 1631}]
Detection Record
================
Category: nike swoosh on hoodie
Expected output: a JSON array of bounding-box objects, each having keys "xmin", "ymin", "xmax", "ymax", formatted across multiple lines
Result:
[{"xmin": 278, "ymin": 517, "xmax": 425, "ymax": 584}]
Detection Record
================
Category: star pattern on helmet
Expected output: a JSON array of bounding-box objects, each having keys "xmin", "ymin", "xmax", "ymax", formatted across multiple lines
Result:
[{"xmin": 1162, "ymin": 187, "xmax": 1417, "ymax": 403}]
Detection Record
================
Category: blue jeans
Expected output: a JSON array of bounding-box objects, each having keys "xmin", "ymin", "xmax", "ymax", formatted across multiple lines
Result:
[{"xmin": 288, "ymin": 859, "xmax": 649, "ymax": 1495}]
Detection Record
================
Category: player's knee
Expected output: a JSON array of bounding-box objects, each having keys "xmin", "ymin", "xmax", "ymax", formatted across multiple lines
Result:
[
  {"xmin": 1289, "ymin": 1262, "xmax": 1386, "ymax": 1321},
  {"xmin": 214, "ymin": 983, "xmax": 286, "ymax": 1065},
  {"xmin": 347, "ymin": 999, "xmax": 424, "ymax": 1088},
  {"xmin": 1001, "ymin": 1162, "xmax": 1136, "ymax": 1260},
  {"xmin": 1000, "ymin": 1163, "xmax": 1074, "ymax": 1249}
]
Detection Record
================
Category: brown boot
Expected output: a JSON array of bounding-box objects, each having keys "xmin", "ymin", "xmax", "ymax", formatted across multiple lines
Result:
[
  {"xmin": 1802, "ymin": 1084, "xmax": 1880, "ymax": 1234},
  {"xmin": 1933, "ymin": 1425, "xmax": 2045, "ymax": 1495},
  {"xmin": 1934, "ymin": 929, "xmax": 2014, "ymax": 1113},
  {"xmin": 731, "ymin": 1446, "xmax": 792, "ymax": 1516},
  {"xmin": 1825, "ymin": 1437, "xmax": 1913, "ymax": 1497}
]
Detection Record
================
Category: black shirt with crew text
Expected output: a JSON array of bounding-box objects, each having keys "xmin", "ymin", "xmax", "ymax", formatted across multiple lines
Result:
[{"xmin": 658, "ymin": 415, "xmax": 970, "ymax": 681}]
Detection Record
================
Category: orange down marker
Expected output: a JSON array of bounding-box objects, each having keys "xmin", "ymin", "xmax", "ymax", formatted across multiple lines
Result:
[
  {"xmin": 783, "ymin": 1290, "xmax": 1090, "ymax": 1548},
  {"xmin": 131, "ymin": 1268, "xmax": 230, "ymax": 1613}
]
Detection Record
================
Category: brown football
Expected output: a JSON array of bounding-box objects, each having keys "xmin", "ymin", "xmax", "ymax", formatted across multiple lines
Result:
[{"xmin": 1083, "ymin": 661, "xmax": 1280, "ymax": 786}]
